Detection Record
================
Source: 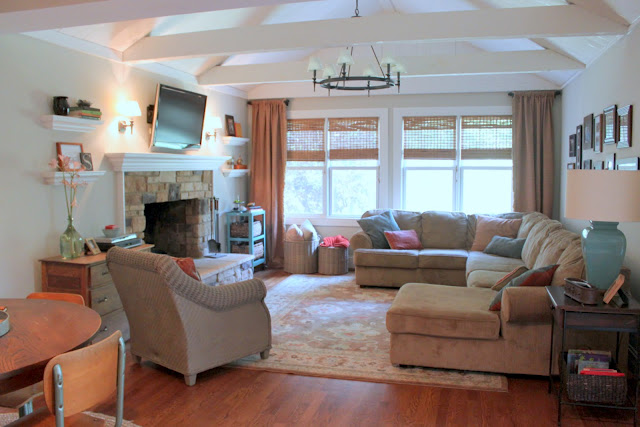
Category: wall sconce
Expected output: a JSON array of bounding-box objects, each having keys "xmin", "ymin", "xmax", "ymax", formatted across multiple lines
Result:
[
  {"xmin": 205, "ymin": 116, "xmax": 223, "ymax": 141},
  {"xmin": 118, "ymin": 100, "xmax": 142, "ymax": 134}
]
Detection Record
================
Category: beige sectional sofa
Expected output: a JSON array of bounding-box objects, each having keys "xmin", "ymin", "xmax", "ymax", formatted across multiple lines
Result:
[{"xmin": 350, "ymin": 209, "xmax": 590, "ymax": 376}]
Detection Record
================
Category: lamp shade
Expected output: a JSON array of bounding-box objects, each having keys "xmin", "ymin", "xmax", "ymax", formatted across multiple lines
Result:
[
  {"xmin": 211, "ymin": 116, "xmax": 223, "ymax": 129},
  {"xmin": 362, "ymin": 64, "xmax": 377, "ymax": 77},
  {"xmin": 393, "ymin": 63, "xmax": 407, "ymax": 74},
  {"xmin": 322, "ymin": 64, "xmax": 337, "ymax": 79},
  {"xmin": 380, "ymin": 56, "xmax": 396, "ymax": 66},
  {"xmin": 307, "ymin": 56, "xmax": 323, "ymax": 72},
  {"xmin": 565, "ymin": 170, "xmax": 640, "ymax": 222},
  {"xmin": 118, "ymin": 100, "xmax": 141, "ymax": 117},
  {"xmin": 336, "ymin": 50, "xmax": 354, "ymax": 66}
]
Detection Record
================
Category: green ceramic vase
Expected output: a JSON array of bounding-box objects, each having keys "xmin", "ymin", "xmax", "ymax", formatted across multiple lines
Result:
[{"xmin": 60, "ymin": 217, "xmax": 84, "ymax": 259}]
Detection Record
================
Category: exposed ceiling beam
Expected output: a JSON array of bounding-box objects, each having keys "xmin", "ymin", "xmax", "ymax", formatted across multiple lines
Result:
[
  {"xmin": 123, "ymin": 5, "xmax": 627, "ymax": 63},
  {"xmin": 0, "ymin": 0, "xmax": 315, "ymax": 34},
  {"xmin": 568, "ymin": 0, "xmax": 629, "ymax": 26},
  {"xmin": 198, "ymin": 50, "xmax": 584, "ymax": 86}
]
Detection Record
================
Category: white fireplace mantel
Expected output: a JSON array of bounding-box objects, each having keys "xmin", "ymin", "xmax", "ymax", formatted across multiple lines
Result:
[
  {"xmin": 105, "ymin": 152, "xmax": 230, "ymax": 172},
  {"xmin": 105, "ymin": 152, "xmax": 232, "ymax": 231}
]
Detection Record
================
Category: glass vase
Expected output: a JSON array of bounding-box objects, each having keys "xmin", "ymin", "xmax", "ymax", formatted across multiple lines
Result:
[{"xmin": 60, "ymin": 218, "xmax": 84, "ymax": 259}]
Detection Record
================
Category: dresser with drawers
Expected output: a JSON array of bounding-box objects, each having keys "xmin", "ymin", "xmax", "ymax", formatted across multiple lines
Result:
[{"xmin": 40, "ymin": 244, "xmax": 153, "ymax": 342}]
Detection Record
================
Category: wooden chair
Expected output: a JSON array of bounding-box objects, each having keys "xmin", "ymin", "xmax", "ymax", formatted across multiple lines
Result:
[
  {"xmin": 7, "ymin": 331, "xmax": 126, "ymax": 427},
  {"xmin": 0, "ymin": 293, "xmax": 85, "ymax": 417}
]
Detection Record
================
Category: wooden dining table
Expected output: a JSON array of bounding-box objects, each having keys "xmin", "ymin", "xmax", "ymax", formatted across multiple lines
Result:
[{"xmin": 0, "ymin": 298, "xmax": 101, "ymax": 395}]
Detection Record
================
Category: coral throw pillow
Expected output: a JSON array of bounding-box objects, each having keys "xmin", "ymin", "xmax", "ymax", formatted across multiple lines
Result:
[
  {"xmin": 357, "ymin": 210, "xmax": 401, "ymax": 249},
  {"xmin": 172, "ymin": 257, "xmax": 202, "ymax": 281},
  {"xmin": 489, "ymin": 264, "xmax": 558, "ymax": 311},
  {"xmin": 471, "ymin": 215, "xmax": 522, "ymax": 252},
  {"xmin": 491, "ymin": 266, "xmax": 529, "ymax": 291},
  {"xmin": 384, "ymin": 230, "xmax": 423, "ymax": 250}
]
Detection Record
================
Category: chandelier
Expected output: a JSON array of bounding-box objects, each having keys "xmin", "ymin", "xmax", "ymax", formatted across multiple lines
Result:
[{"xmin": 306, "ymin": 0, "xmax": 406, "ymax": 96}]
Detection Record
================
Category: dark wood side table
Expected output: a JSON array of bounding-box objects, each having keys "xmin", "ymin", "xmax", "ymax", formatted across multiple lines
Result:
[{"xmin": 546, "ymin": 285, "xmax": 640, "ymax": 426}]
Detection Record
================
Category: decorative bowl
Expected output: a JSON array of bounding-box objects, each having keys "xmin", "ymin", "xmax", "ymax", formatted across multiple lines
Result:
[{"xmin": 103, "ymin": 228, "xmax": 121, "ymax": 238}]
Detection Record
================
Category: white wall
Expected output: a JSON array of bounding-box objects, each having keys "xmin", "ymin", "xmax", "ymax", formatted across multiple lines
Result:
[
  {"xmin": 0, "ymin": 34, "xmax": 249, "ymax": 297},
  {"xmin": 560, "ymin": 24, "xmax": 640, "ymax": 296}
]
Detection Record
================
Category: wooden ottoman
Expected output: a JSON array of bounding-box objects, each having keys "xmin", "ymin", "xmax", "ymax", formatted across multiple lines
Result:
[{"xmin": 318, "ymin": 246, "xmax": 348, "ymax": 275}]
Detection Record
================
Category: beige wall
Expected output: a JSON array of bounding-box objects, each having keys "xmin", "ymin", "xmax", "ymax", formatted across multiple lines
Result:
[
  {"xmin": 0, "ymin": 34, "xmax": 248, "ymax": 297},
  {"xmin": 560, "ymin": 24, "xmax": 640, "ymax": 295}
]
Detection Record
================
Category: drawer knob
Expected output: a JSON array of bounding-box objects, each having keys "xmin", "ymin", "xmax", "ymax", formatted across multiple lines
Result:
[
  {"xmin": 101, "ymin": 270, "xmax": 110, "ymax": 276},
  {"xmin": 100, "ymin": 326, "xmax": 108, "ymax": 332},
  {"xmin": 97, "ymin": 297, "xmax": 109, "ymax": 304}
]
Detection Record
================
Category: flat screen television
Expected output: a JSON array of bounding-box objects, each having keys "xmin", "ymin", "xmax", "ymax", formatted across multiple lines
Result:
[{"xmin": 150, "ymin": 84, "xmax": 207, "ymax": 151}]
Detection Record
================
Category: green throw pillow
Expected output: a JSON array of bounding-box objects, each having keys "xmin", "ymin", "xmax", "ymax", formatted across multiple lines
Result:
[
  {"xmin": 483, "ymin": 236, "xmax": 526, "ymax": 259},
  {"xmin": 357, "ymin": 210, "xmax": 400, "ymax": 249}
]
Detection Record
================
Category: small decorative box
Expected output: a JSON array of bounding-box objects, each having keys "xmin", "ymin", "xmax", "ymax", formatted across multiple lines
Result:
[
  {"xmin": 0, "ymin": 307, "xmax": 10, "ymax": 337},
  {"xmin": 564, "ymin": 278, "xmax": 604, "ymax": 305}
]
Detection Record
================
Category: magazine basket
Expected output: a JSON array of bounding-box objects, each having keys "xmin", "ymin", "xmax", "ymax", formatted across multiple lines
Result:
[
  {"xmin": 565, "ymin": 362, "xmax": 627, "ymax": 405},
  {"xmin": 564, "ymin": 278, "xmax": 604, "ymax": 305}
]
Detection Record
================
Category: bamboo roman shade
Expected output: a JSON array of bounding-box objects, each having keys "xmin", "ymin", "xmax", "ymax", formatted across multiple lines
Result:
[
  {"xmin": 461, "ymin": 115, "xmax": 513, "ymax": 159},
  {"xmin": 403, "ymin": 116, "xmax": 457, "ymax": 159},
  {"xmin": 328, "ymin": 117, "xmax": 379, "ymax": 160},
  {"xmin": 286, "ymin": 119, "xmax": 325, "ymax": 161}
]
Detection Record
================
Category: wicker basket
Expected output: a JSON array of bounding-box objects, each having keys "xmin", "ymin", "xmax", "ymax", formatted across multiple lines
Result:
[
  {"xmin": 230, "ymin": 220, "xmax": 263, "ymax": 238},
  {"xmin": 231, "ymin": 241, "xmax": 264, "ymax": 259},
  {"xmin": 564, "ymin": 355, "xmax": 627, "ymax": 405},
  {"xmin": 318, "ymin": 246, "xmax": 349, "ymax": 275},
  {"xmin": 284, "ymin": 239, "xmax": 319, "ymax": 274}
]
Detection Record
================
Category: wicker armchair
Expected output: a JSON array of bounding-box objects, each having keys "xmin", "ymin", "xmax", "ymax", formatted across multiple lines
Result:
[{"xmin": 106, "ymin": 247, "xmax": 271, "ymax": 386}]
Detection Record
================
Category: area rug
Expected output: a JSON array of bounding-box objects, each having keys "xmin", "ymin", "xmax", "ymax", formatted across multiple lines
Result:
[
  {"xmin": 0, "ymin": 411, "xmax": 140, "ymax": 426},
  {"xmin": 231, "ymin": 273, "xmax": 508, "ymax": 392}
]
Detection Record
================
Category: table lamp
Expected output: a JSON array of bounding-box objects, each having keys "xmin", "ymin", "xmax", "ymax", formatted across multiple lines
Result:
[{"xmin": 565, "ymin": 170, "xmax": 640, "ymax": 289}]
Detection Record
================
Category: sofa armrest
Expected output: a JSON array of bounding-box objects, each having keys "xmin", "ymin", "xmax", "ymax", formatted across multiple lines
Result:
[
  {"xmin": 502, "ymin": 287, "xmax": 552, "ymax": 323},
  {"xmin": 173, "ymin": 278, "xmax": 267, "ymax": 312},
  {"xmin": 350, "ymin": 231, "xmax": 373, "ymax": 251}
]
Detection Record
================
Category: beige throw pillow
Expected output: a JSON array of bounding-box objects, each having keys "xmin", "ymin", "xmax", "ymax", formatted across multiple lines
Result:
[
  {"xmin": 491, "ymin": 266, "xmax": 529, "ymax": 291},
  {"xmin": 471, "ymin": 215, "xmax": 522, "ymax": 252}
]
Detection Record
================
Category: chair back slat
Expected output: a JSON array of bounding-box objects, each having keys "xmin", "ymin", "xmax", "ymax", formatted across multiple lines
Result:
[
  {"xmin": 43, "ymin": 331, "xmax": 122, "ymax": 417},
  {"xmin": 27, "ymin": 292, "xmax": 85, "ymax": 306}
]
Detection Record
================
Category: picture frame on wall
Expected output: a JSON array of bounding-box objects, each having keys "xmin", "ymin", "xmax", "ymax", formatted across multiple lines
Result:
[
  {"xmin": 583, "ymin": 114, "xmax": 593, "ymax": 150},
  {"xmin": 593, "ymin": 113, "xmax": 604, "ymax": 153},
  {"xmin": 79, "ymin": 153, "xmax": 93, "ymax": 171},
  {"xmin": 225, "ymin": 115, "xmax": 236, "ymax": 137},
  {"xmin": 593, "ymin": 161, "xmax": 604, "ymax": 170},
  {"xmin": 576, "ymin": 124, "xmax": 583, "ymax": 151},
  {"xmin": 604, "ymin": 105, "xmax": 617, "ymax": 145},
  {"xmin": 616, "ymin": 157, "xmax": 640, "ymax": 171},
  {"xmin": 583, "ymin": 159, "xmax": 592, "ymax": 170},
  {"xmin": 569, "ymin": 134, "xmax": 576, "ymax": 157},
  {"xmin": 617, "ymin": 105, "xmax": 633, "ymax": 148},
  {"xmin": 55, "ymin": 142, "xmax": 84, "ymax": 170},
  {"xmin": 576, "ymin": 130, "xmax": 583, "ymax": 166},
  {"xmin": 605, "ymin": 153, "xmax": 616, "ymax": 170},
  {"xmin": 567, "ymin": 163, "xmax": 576, "ymax": 170}
]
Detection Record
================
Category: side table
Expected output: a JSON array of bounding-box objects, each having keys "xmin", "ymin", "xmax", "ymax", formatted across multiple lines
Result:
[{"xmin": 546, "ymin": 285, "xmax": 640, "ymax": 426}]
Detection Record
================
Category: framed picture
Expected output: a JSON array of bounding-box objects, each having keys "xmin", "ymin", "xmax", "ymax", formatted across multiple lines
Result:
[
  {"xmin": 593, "ymin": 161, "xmax": 604, "ymax": 170},
  {"xmin": 617, "ymin": 105, "xmax": 633, "ymax": 148},
  {"xmin": 56, "ymin": 142, "xmax": 84, "ymax": 170},
  {"xmin": 225, "ymin": 115, "xmax": 236, "ymax": 136},
  {"xmin": 234, "ymin": 122, "xmax": 243, "ymax": 138},
  {"xmin": 85, "ymin": 237, "xmax": 101, "ymax": 255},
  {"xmin": 582, "ymin": 159, "xmax": 592, "ymax": 170},
  {"xmin": 583, "ymin": 114, "xmax": 593, "ymax": 150},
  {"xmin": 605, "ymin": 153, "xmax": 616, "ymax": 170},
  {"xmin": 569, "ymin": 134, "xmax": 576, "ymax": 157},
  {"xmin": 79, "ymin": 153, "xmax": 93, "ymax": 171},
  {"xmin": 567, "ymin": 163, "xmax": 576, "ymax": 170},
  {"xmin": 576, "ymin": 131, "xmax": 583, "ymax": 166},
  {"xmin": 603, "ymin": 105, "xmax": 617, "ymax": 144},
  {"xmin": 616, "ymin": 157, "xmax": 640, "ymax": 171},
  {"xmin": 576, "ymin": 125, "xmax": 583, "ymax": 151},
  {"xmin": 593, "ymin": 113, "xmax": 603, "ymax": 153}
]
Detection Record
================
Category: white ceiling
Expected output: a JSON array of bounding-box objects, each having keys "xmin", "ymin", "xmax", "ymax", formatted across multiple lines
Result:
[{"xmin": 4, "ymin": 0, "xmax": 640, "ymax": 99}]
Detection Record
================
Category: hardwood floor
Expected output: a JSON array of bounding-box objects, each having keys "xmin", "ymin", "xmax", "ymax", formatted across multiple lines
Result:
[{"xmin": 4, "ymin": 270, "xmax": 635, "ymax": 426}]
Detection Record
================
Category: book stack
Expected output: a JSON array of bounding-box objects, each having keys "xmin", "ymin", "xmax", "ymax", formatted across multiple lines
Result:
[
  {"xmin": 69, "ymin": 106, "xmax": 102, "ymax": 120},
  {"xmin": 567, "ymin": 349, "xmax": 624, "ymax": 377}
]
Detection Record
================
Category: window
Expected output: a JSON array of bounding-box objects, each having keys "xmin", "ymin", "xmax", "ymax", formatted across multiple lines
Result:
[
  {"xmin": 402, "ymin": 115, "xmax": 513, "ymax": 214},
  {"xmin": 284, "ymin": 117, "xmax": 380, "ymax": 218}
]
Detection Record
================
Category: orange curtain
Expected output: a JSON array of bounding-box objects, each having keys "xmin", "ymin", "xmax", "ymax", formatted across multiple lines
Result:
[
  {"xmin": 512, "ymin": 91, "xmax": 556, "ymax": 217},
  {"xmin": 250, "ymin": 100, "xmax": 287, "ymax": 267}
]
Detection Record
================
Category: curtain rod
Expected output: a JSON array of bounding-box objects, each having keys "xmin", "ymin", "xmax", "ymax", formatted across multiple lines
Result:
[
  {"xmin": 508, "ymin": 91, "xmax": 561, "ymax": 97},
  {"xmin": 247, "ymin": 99, "xmax": 290, "ymax": 106}
]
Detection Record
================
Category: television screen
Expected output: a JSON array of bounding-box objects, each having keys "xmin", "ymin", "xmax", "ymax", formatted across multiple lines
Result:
[{"xmin": 150, "ymin": 84, "xmax": 207, "ymax": 151}]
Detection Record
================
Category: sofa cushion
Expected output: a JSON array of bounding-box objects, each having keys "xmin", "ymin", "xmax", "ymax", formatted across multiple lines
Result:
[
  {"xmin": 418, "ymin": 249, "xmax": 468, "ymax": 270},
  {"xmin": 471, "ymin": 215, "xmax": 522, "ymax": 251},
  {"xmin": 466, "ymin": 212, "xmax": 524, "ymax": 248},
  {"xmin": 466, "ymin": 251, "xmax": 526, "ymax": 277},
  {"xmin": 489, "ymin": 264, "xmax": 559, "ymax": 311},
  {"xmin": 483, "ymin": 236, "xmax": 526, "ymax": 259},
  {"xmin": 551, "ymin": 239, "xmax": 586, "ymax": 286},
  {"xmin": 362, "ymin": 209, "xmax": 422, "ymax": 236},
  {"xmin": 421, "ymin": 211, "xmax": 468, "ymax": 249},
  {"xmin": 517, "ymin": 212, "xmax": 548, "ymax": 239},
  {"xmin": 355, "ymin": 249, "xmax": 419, "ymax": 269},
  {"xmin": 387, "ymin": 283, "xmax": 500, "ymax": 340},
  {"xmin": 467, "ymin": 270, "xmax": 510, "ymax": 288},
  {"xmin": 385, "ymin": 230, "xmax": 423, "ymax": 250},
  {"xmin": 357, "ymin": 210, "xmax": 400, "ymax": 249},
  {"xmin": 521, "ymin": 219, "xmax": 563, "ymax": 268},
  {"xmin": 533, "ymin": 229, "xmax": 579, "ymax": 270}
]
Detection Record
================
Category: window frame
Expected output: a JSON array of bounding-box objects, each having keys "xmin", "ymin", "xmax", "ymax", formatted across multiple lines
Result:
[
  {"xmin": 392, "ymin": 106, "xmax": 513, "ymax": 213},
  {"xmin": 286, "ymin": 109, "xmax": 388, "ymax": 226}
]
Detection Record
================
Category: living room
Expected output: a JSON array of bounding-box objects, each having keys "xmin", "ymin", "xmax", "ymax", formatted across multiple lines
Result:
[{"xmin": 1, "ymin": 1, "xmax": 640, "ymax": 426}]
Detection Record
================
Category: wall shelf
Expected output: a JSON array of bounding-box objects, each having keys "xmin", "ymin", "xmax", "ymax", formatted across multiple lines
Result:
[
  {"xmin": 221, "ymin": 168, "xmax": 249, "ymax": 178},
  {"xmin": 42, "ymin": 171, "xmax": 106, "ymax": 185},
  {"xmin": 105, "ymin": 153, "xmax": 231, "ymax": 172},
  {"xmin": 222, "ymin": 137, "xmax": 249, "ymax": 146},
  {"xmin": 40, "ymin": 115, "xmax": 104, "ymax": 132}
]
